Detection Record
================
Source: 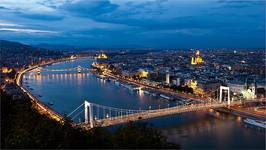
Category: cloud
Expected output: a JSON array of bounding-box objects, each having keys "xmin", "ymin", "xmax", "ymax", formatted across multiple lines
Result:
[
  {"xmin": 0, "ymin": 23, "xmax": 20, "ymax": 27},
  {"xmin": 60, "ymin": 0, "xmax": 231, "ymax": 31},
  {"xmin": 0, "ymin": 0, "xmax": 56, "ymax": 13},
  {"xmin": 0, "ymin": 0, "xmax": 66, "ymax": 21},
  {"xmin": 0, "ymin": 0, "xmax": 264, "ymax": 48},
  {"xmin": 62, "ymin": 0, "xmax": 118, "ymax": 16},
  {"xmin": 20, "ymin": 13, "xmax": 64, "ymax": 21},
  {"xmin": 0, "ymin": 28, "xmax": 57, "ymax": 34},
  {"xmin": 217, "ymin": 0, "xmax": 264, "ymax": 5}
]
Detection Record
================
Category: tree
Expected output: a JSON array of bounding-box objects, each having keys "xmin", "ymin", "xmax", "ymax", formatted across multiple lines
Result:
[
  {"xmin": 112, "ymin": 121, "xmax": 176, "ymax": 149},
  {"xmin": 1, "ymin": 90, "xmax": 179, "ymax": 149}
]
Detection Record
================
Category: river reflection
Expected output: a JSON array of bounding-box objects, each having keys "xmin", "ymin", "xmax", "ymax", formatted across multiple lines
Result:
[
  {"xmin": 157, "ymin": 112, "xmax": 265, "ymax": 149},
  {"xmin": 23, "ymin": 58, "xmax": 265, "ymax": 149}
]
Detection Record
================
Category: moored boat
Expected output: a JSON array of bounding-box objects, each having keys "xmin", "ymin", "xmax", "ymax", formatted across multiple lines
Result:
[
  {"xmin": 243, "ymin": 118, "xmax": 266, "ymax": 129},
  {"xmin": 144, "ymin": 90, "xmax": 150, "ymax": 95},
  {"xmin": 48, "ymin": 101, "xmax": 54, "ymax": 106}
]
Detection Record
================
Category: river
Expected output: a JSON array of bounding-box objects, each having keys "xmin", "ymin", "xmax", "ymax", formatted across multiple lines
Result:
[{"xmin": 22, "ymin": 58, "xmax": 265, "ymax": 149}]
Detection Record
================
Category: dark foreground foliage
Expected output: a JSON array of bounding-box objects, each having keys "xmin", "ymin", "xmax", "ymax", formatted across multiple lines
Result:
[{"xmin": 1, "ymin": 90, "xmax": 178, "ymax": 149}]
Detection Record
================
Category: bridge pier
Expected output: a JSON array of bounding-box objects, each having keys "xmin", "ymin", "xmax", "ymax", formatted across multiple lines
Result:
[
  {"xmin": 85, "ymin": 101, "xmax": 94, "ymax": 128},
  {"xmin": 219, "ymin": 86, "xmax": 231, "ymax": 105}
]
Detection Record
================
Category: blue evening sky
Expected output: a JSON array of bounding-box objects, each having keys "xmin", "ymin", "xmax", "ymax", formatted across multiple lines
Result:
[{"xmin": 0, "ymin": 0, "xmax": 265, "ymax": 48}]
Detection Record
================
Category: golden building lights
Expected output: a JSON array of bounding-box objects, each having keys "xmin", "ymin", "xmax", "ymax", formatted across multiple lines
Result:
[
  {"xmin": 96, "ymin": 52, "xmax": 108, "ymax": 59},
  {"xmin": 191, "ymin": 50, "xmax": 204, "ymax": 65},
  {"xmin": 1, "ymin": 67, "xmax": 12, "ymax": 73}
]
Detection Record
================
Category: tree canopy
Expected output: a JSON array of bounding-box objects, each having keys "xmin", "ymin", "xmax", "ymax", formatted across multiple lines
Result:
[{"xmin": 1, "ymin": 90, "xmax": 178, "ymax": 149}]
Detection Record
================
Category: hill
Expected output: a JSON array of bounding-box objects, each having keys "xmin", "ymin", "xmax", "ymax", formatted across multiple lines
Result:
[
  {"xmin": 1, "ymin": 90, "xmax": 177, "ymax": 149},
  {"xmin": 0, "ymin": 40, "xmax": 62, "ymax": 68}
]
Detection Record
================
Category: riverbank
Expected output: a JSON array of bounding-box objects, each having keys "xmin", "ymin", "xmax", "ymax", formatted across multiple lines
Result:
[
  {"xmin": 216, "ymin": 104, "xmax": 266, "ymax": 121},
  {"xmin": 102, "ymin": 71, "xmax": 205, "ymax": 103},
  {"xmin": 98, "ymin": 67, "xmax": 266, "ymax": 121},
  {"xmin": 15, "ymin": 57, "xmax": 87, "ymax": 122}
]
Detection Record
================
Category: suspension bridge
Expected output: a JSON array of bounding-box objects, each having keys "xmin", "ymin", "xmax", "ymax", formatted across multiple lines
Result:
[
  {"xmin": 32, "ymin": 65, "xmax": 93, "ymax": 73},
  {"xmin": 66, "ymin": 86, "xmax": 265, "ymax": 128}
]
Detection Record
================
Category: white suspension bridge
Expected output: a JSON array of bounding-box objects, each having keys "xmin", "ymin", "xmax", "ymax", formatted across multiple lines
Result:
[{"xmin": 66, "ymin": 86, "xmax": 265, "ymax": 128}]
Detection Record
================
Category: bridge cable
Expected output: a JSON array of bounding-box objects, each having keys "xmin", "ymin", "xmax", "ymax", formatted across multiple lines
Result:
[{"xmin": 67, "ymin": 103, "xmax": 85, "ymax": 117}]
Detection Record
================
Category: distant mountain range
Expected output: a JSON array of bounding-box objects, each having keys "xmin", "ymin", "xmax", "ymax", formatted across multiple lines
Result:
[
  {"xmin": 34, "ymin": 43, "xmax": 150, "ymax": 51},
  {"xmin": 0, "ymin": 40, "xmax": 92, "ymax": 52},
  {"xmin": 0, "ymin": 40, "xmax": 62, "ymax": 54},
  {"xmin": 34, "ymin": 43, "xmax": 91, "ymax": 51},
  {"xmin": 1, "ymin": 40, "xmax": 44, "ymax": 52},
  {"xmin": 1, "ymin": 40, "xmax": 264, "ymax": 53}
]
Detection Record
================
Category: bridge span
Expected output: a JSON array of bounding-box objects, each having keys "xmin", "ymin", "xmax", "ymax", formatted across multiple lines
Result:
[
  {"xmin": 32, "ymin": 65, "xmax": 93, "ymax": 73},
  {"xmin": 68, "ymin": 99, "xmax": 265, "ymax": 129},
  {"xmin": 96, "ymin": 102, "xmax": 228, "ymax": 127}
]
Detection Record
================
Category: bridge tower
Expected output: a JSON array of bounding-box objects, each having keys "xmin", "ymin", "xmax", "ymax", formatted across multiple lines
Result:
[
  {"xmin": 219, "ymin": 86, "xmax": 231, "ymax": 105},
  {"xmin": 84, "ymin": 101, "xmax": 94, "ymax": 128},
  {"xmin": 77, "ymin": 65, "xmax": 82, "ymax": 73},
  {"xmin": 36, "ymin": 67, "xmax": 41, "ymax": 75}
]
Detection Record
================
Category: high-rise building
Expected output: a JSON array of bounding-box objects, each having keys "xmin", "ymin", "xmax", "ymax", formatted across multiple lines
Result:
[
  {"xmin": 172, "ymin": 78, "xmax": 180, "ymax": 86},
  {"xmin": 166, "ymin": 72, "xmax": 170, "ymax": 84},
  {"xmin": 176, "ymin": 78, "xmax": 180, "ymax": 86}
]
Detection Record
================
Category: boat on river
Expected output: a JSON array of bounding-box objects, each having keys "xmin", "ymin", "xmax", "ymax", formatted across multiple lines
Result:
[
  {"xmin": 160, "ymin": 94, "xmax": 174, "ymax": 101},
  {"xmin": 114, "ymin": 81, "xmax": 120, "ymax": 85},
  {"xmin": 48, "ymin": 101, "xmax": 54, "ymax": 106},
  {"xmin": 144, "ymin": 90, "xmax": 150, "ymax": 95},
  {"xmin": 243, "ymin": 118, "xmax": 266, "ymax": 129}
]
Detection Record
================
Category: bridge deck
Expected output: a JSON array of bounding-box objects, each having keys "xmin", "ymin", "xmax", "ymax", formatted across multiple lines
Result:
[
  {"xmin": 80, "ymin": 100, "xmax": 264, "ymax": 128},
  {"xmin": 97, "ymin": 102, "xmax": 227, "ymax": 127}
]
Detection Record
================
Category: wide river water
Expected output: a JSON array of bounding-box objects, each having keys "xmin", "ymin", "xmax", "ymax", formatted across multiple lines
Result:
[{"xmin": 23, "ymin": 58, "xmax": 265, "ymax": 149}]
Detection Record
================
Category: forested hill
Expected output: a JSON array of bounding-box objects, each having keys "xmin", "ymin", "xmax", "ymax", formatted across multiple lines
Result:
[
  {"xmin": 1, "ymin": 90, "xmax": 178, "ymax": 149},
  {"xmin": 0, "ymin": 40, "xmax": 62, "ymax": 68}
]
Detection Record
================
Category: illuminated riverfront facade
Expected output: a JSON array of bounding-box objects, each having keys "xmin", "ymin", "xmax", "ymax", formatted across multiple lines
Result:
[
  {"xmin": 187, "ymin": 79, "xmax": 205, "ymax": 95},
  {"xmin": 136, "ymin": 69, "xmax": 149, "ymax": 78},
  {"xmin": 228, "ymin": 79, "xmax": 258, "ymax": 100},
  {"xmin": 191, "ymin": 50, "xmax": 204, "ymax": 65}
]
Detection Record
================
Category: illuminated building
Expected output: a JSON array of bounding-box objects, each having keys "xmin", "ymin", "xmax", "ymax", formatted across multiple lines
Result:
[
  {"xmin": 2, "ymin": 67, "xmax": 12, "ymax": 73},
  {"xmin": 229, "ymin": 78, "xmax": 257, "ymax": 99},
  {"xmin": 136, "ymin": 69, "xmax": 149, "ymax": 78},
  {"xmin": 172, "ymin": 78, "xmax": 180, "ymax": 86},
  {"xmin": 189, "ymin": 80, "xmax": 198, "ymax": 89},
  {"xmin": 187, "ymin": 79, "xmax": 205, "ymax": 95},
  {"xmin": 241, "ymin": 79, "xmax": 257, "ymax": 99},
  {"xmin": 77, "ymin": 65, "xmax": 82, "ymax": 73},
  {"xmin": 191, "ymin": 50, "xmax": 204, "ymax": 65},
  {"xmin": 70, "ymin": 55, "xmax": 77, "ymax": 60},
  {"xmin": 166, "ymin": 72, "xmax": 170, "ymax": 84},
  {"xmin": 96, "ymin": 52, "xmax": 108, "ymax": 59},
  {"xmin": 176, "ymin": 78, "xmax": 180, "ymax": 86}
]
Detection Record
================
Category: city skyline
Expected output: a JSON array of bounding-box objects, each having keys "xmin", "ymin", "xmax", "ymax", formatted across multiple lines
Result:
[
  {"xmin": 1, "ymin": 0, "xmax": 265, "ymax": 147},
  {"xmin": 0, "ymin": 0, "xmax": 265, "ymax": 48}
]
